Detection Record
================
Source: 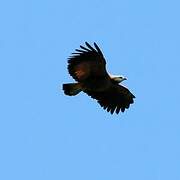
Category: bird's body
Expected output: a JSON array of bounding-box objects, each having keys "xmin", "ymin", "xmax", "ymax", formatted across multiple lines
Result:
[{"xmin": 63, "ymin": 42, "xmax": 135, "ymax": 114}]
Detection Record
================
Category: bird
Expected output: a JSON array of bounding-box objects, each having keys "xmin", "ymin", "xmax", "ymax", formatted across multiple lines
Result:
[{"xmin": 62, "ymin": 42, "xmax": 135, "ymax": 114}]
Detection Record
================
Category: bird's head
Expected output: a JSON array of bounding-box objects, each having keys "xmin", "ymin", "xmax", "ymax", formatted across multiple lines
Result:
[{"xmin": 110, "ymin": 75, "xmax": 127, "ymax": 84}]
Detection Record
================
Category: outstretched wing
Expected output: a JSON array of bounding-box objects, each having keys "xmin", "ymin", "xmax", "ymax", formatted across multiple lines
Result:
[
  {"xmin": 84, "ymin": 84, "xmax": 135, "ymax": 114},
  {"xmin": 68, "ymin": 42, "xmax": 108, "ymax": 82}
]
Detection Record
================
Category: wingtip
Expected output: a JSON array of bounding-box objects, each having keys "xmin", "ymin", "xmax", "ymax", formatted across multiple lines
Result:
[
  {"xmin": 85, "ymin": 41, "xmax": 89, "ymax": 46},
  {"xmin": 93, "ymin": 42, "xmax": 104, "ymax": 56}
]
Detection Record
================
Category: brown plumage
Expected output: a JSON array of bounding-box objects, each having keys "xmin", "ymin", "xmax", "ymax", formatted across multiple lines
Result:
[{"xmin": 63, "ymin": 42, "xmax": 135, "ymax": 114}]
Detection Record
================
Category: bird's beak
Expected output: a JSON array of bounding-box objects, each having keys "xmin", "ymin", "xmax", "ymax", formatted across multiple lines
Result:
[{"xmin": 123, "ymin": 77, "xmax": 127, "ymax": 81}]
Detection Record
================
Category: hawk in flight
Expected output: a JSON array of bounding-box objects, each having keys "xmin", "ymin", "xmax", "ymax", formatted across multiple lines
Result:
[{"xmin": 63, "ymin": 42, "xmax": 135, "ymax": 114}]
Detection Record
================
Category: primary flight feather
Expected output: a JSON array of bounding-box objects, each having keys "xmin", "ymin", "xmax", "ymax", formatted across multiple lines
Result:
[{"xmin": 63, "ymin": 42, "xmax": 135, "ymax": 114}]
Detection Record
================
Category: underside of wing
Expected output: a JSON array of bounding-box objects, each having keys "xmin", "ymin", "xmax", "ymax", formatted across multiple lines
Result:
[
  {"xmin": 84, "ymin": 84, "xmax": 135, "ymax": 114},
  {"xmin": 67, "ymin": 42, "xmax": 108, "ymax": 82}
]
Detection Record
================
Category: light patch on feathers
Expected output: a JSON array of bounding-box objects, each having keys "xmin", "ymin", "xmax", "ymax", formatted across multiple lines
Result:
[
  {"xmin": 74, "ymin": 63, "xmax": 90, "ymax": 80},
  {"xmin": 75, "ymin": 70, "xmax": 86, "ymax": 79}
]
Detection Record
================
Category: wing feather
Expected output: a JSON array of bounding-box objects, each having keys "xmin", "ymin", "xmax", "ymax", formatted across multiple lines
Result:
[
  {"xmin": 80, "ymin": 45, "xmax": 91, "ymax": 52},
  {"xmin": 75, "ymin": 49, "xmax": 86, "ymax": 53},
  {"xmin": 85, "ymin": 42, "xmax": 96, "ymax": 52},
  {"xmin": 94, "ymin": 42, "xmax": 104, "ymax": 57},
  {"xmin": 84, "ymin": 84, "xmax": 135, "ymax": 114},
  {"xmin": 115, "ymin": 106, "xmax": 121, "ymax": 114},
  {"xmin": 68, "ymin": 42, "xmax": 107, "ymax": 82}
]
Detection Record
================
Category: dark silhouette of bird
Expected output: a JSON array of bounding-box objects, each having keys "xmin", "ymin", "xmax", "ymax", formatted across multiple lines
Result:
[{"xmin": 63, "ymin": 42, "xmax": 135, "ymax": 114}]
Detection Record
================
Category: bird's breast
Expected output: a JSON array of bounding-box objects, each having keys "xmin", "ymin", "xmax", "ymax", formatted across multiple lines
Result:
[{"xmin": 81, "ymin": 76, "xmax": 111, "ymax": 92}]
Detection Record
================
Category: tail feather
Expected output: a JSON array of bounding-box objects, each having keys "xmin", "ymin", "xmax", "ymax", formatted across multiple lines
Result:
[{"xmin": 63, "ymin": 83, "xmax": 82, "ymax": 96}]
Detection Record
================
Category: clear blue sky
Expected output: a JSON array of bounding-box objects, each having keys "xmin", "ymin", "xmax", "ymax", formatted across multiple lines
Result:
[{"xmin": 0, "ymin": 0, "xmax": 180, "ymax": 179}]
